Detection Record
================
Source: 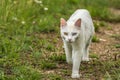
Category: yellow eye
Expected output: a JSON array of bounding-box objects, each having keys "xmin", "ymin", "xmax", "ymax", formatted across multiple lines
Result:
[{"xmin": 64, "ymin": 32, "xmax": 68, "ymax": 35}]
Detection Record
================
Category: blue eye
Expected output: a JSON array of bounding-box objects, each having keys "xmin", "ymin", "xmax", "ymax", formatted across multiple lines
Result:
[{"xmin": 72, "ymin": 33, "xmax": 77, "ymax": 36}]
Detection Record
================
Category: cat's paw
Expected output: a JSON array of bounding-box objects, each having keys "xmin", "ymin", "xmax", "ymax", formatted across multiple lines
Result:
[
  {"xmin": 71, "ymin": 73, "xmax": 80, "ymax": 78},
  {"xmin": 82, "ymin": 57, "xmax": 89, "ymax": 61}
]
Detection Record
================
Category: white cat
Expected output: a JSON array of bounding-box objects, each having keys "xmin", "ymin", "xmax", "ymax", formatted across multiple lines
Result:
[{"xmin": 60, "ymin": 9, "xmax": 94, "ymax": 78}]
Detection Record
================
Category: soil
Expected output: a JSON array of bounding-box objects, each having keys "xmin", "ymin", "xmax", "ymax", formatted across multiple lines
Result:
[{"xmin": 91, "ymin": 22, "xmax": 120, "ymax": 61}]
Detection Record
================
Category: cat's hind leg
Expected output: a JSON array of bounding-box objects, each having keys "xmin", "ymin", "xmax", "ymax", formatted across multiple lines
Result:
[
  {"xmin": 82, "ymin": 37, "xmax": 92, "ymax": 61},
  {"xmin": 82, "ymin": 46, "xmax": 89, "ymax": 61}
]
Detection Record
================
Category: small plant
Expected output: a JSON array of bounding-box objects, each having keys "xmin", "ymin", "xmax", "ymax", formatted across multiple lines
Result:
[
  {"xmin": 32, "ymin": 51, "xmax": 42, "ymax": 60},
  {"xmin": 111, "ymin": 34, "xmax": 120, "ymax": 40},
  {"xmin": 114, "ymin": 44, "xmax": 120, "ymax": 48},
  {"xmin": 49, "ymin": 54, "xmax": 66, "ymax": 62},
  {"xmin": 94, "ymin": 22, "xmax": 100, "ymax": 32},
  {"xmin": 90, "ymin": 53, "xmax": 99, "ymax": 59},
  {"xmin": 104, "ymin": 72, "xmax": 112, "ymax": 80},
  {"xmin": 0, "ymin": 70, "xmax": 5, "ymax": 80},
  {"xmin": 40, "ymin": 39, "xmax": 55, "ymax": 51},
  {"xmin": 94, "ymin": 21, "xmax": 108, "ymax": 32},
  {"xmin": 108, "ymin": 0, "xmax": 120, "ymax": 9},
  {"xmin": 46, "ymin": 43, "xmax": 55, "ymax": 51},
  {"xmin": 107, "ymin": 26, "xmax": 112, "ymax": 30},
  {"xmin": 13, "ymin": 66, "xmax": 43, "ymax": 80},
  {"xmin": 48, "ymin": 74, "xmax": 62, "ymax": 80},
  {"xmin": 61, "ymin": 70, "xmax": 71, "ymax": 76},
  {"xmin": 40, "ymin": 60, "xmax": 57, "ymax": 70},
  {"xmin": 92, "ymin": 35, "xmax": 100, "ymax": 42},
  {"xmin": 99, "ymin": 21, "xmax": 106, "ymax": 27}
]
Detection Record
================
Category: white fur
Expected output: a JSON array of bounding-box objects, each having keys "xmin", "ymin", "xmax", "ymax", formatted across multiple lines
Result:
[{"xmin": 60, "ymin": 9, "xmax": 94, "ymax": 78}]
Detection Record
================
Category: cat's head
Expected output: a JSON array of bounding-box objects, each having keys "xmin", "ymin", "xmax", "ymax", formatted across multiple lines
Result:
[{"xmin": 60, "ymin": 18, "xmax": 81, "ymax": 43}]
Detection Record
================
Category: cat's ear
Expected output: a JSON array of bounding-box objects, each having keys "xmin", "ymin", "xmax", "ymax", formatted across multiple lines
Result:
[
  {"xmin": 60, "ymin": 18, "xmax": 67, "ymax": 27},
  {"xmin": 75, "ymin": 19, "xmax": 81, "ymax": 27}
]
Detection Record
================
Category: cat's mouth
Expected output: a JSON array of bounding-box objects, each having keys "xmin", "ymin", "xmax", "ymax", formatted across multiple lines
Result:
[
  {"xmin": 68, "ymin": 39, "xmax": 73, "ymax": 43},
  {"xmin": 68, "ymin": 41, "xmax": 72, "ymax": 43},
  {"xmin": 68, "ymin": 40, "xmax": 74, "ymax": 43},
  {"xmin": 68, "ymin": 37, "xmax": 79, "ymax": 43}
]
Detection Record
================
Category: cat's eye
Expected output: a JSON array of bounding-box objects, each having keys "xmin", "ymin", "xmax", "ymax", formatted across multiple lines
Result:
[
  {"xmin": 64, "ymin": 32, "xmax": 68, "ymax": 35},
  {"xmin": 72, "ymin": 33, "xmax": 77, "ymax": 36}
]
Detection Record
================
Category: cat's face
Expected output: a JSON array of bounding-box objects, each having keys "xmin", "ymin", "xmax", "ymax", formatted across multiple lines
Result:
[{"xmin": 60, "ymin": 18, "xmax": 81, "ymax": 43}]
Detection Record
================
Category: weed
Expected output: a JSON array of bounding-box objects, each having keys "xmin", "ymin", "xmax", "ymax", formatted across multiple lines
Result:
[
  {"xmin": 93, "ymin": 21, "xmax": 107, "ymax": 32},
  {"xmin": 114, "ymin": 44, "xmax": 120, "ymax": 48},
  {"xmin": 94, "ymin": 22, "xmax": 100, "ymax": 32},
  {"xmin": 108, "ymin": 0, "xmax": 120, "ymax": 9},
  {"xmin": 90, "ymin": 53, "xmax": 99, "ymax": 59},
  {"xmin": 12, "ymin": 66, "xmax": 43, "ymax": 80},
  {"xmin": 61, "ymin": 70, "xmax": 71, "ymax": 76},
  {"xmin": 48, "ymin": 74, "xmax": 62, "ymax": 80},
  {"xmin": 111, "ymin": 34, "xmax": 120, "ymax": 40},
  {"xmin": 99, "ymin": 21, "xmax": 107, "ymax": 27},
  {"xmin": 0, "ymin": 70, "xmax": 5, "ymax": 80},
  {"xmin": 32, "ymin": 51, "xmax": 43, "ymax": 60},
  {"xmin": 104, "ymin": 72, "xmax": 112, "ymax": 80},
  {"xmin": 49, "ymin": 54, "xmax": 66, "ymax": 62},
  {"xmin": 40, "ymin": 60, "xmax": 57, "ymax": 70},
  {"xmin": 92, "ymin": 35, "xmax": 100, "ymax": 42},
  {"xmin": 107, "ymin": 26, "xmax": 112, "ymax": 30},
  {"xmin": 102, "ymin": 60, "xmax": 120, "ymax": 80},
  {"xmin": 39, "ymin": 39, "xmax": 55, "ymax": 51}
]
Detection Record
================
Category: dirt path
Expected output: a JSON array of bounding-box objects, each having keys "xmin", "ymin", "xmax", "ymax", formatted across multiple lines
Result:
[
  {"xmin": 91, "ymin": 22, "xmax": 120, "ymax": 61},
  {"xmin": 41, "ymin": 22, "xmax": 120, "ymax": 80}
]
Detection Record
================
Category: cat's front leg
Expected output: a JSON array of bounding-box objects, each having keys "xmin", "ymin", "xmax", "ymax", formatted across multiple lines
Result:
[
  {"xmin": 64, "ymin": 42, "xmax": 72, "ymax": 64},
  {"xmin": 72, "ymin": 50, "xmax": 83, "ymax": 78}
]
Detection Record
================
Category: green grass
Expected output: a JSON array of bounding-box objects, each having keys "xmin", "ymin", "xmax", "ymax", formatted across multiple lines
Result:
[
  {"xmin": 108, "ymin": 0, "xmax": 120, "ymax": 9},
  {"xmin": 11, "ymin": 66, "xmax": 43, "ymax": 80},
  {"xmin": 40, "ymin": 60, "xmax": 57, "ymax": 70},
  {"xmin": 114, "ymin": 44, "xmax": 120, "ymax": 48},
  {"xmin": 94, "ymin": 21, "xmax": 107, "ymax": 32},
  {"xmin": 49, "ymin": 54, "xmax": 66, "ymax": 62},
  {"xmin": 92, "ymin": 35, "xmax": 100, "ymax": 42},
  {"xmin": 0, "ymin": 0, "xmax": 120, "ymax": 80},
  {"xmin": 47, "ymin": 73, "xmax": 62, "ymax": 80},
  {"xmin": 90, "ymin": 53, "xmax": 99, "ymax": 59}
]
